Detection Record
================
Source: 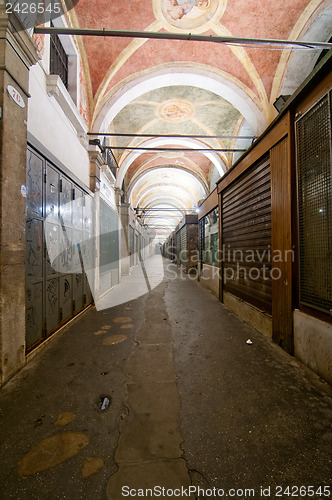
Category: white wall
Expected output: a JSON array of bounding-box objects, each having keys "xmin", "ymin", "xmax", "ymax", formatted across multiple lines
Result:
[
  {"xmin": 294, "ymin": 310, "xmax": 332, "ymax": 386},
  {"xmin": 28, "ymin": 61, "xmax": 90, "ymax": 187},
  {"xmin": 198, "ymin": 263, "xmax": 219, "ymax": 297}
]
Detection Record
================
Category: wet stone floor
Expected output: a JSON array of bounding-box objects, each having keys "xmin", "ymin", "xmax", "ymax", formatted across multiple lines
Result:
[{"xmin": 0, "ymin": 257, "xmax": 331, "ymax": 500}]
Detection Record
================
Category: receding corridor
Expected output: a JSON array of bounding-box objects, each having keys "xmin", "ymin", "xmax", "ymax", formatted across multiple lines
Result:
[
  {"xmin": 0, "ymin": 257, "xmax": 331, "ymax": 500},
  {"xmin": 0, "ymin": 2, "xmax": 331, "ymax": 498}
]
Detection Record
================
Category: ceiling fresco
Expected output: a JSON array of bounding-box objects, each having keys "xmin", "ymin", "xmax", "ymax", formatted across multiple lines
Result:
[
  {"xmin": 110, "ymin": 85, "xmax": 243, "ymax": 197},
  {"xmin": 65, "ymin": 0, "xmax": 331, "ymax": 234},
  {"xmin": 111, "ymin": 86, "xmax": 242, "ymax": 145}
]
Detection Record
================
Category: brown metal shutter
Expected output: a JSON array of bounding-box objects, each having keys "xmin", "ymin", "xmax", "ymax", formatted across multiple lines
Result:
[{"xmin": 222, "ymin": 158, "xmax": 272, "ymax": 313}]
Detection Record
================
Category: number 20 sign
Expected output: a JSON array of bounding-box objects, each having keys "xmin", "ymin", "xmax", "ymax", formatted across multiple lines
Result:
[{"xmin": 7, "ymin": 85, "xmax": 25, "ymax": 108}]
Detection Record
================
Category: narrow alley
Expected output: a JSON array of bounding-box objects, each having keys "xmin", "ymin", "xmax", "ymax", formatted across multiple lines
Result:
[
  {"xmin": 0, "ymin": 257, "xmax": 331, "ymax": 500},
  {"xmin": 0, "ymin": 2, "xmax": 331, "ymax": 498}
]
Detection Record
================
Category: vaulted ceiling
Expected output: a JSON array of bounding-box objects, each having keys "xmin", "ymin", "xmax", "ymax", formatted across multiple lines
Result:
[{"xmin": 67, "ymin": 0, "xmax": 331, "ymax": 235}]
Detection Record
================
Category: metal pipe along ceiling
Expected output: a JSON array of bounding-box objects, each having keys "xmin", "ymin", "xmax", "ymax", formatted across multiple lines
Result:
[
  {"xmin": 103, "ymin": 147, "xmax": 247, "ymax": 152},
  {"xmin": 33, "ymin": 27, "xmax": 332, "ymax": 50},
  {"xmin": 88, "ymin": 133, "xmax": 256, "ymax": 139}
]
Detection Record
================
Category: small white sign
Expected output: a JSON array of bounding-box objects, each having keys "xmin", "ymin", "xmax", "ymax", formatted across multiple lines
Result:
[
  {"xmin": 7, "ymin": 85, "xmax": 25, "ymax": 108},
  {"xmin": 100, "ymin": 172, "xmax": 116, "ymax": 207}
]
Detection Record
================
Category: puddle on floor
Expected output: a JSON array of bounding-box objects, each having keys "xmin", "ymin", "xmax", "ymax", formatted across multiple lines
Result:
[
  {"xmin": 18, "ymin": 432, "xmax": 90, "ymax": 476},
  {"xmin": 82, "ymin": 457, "xmax": 104, "ymax": 478},
  {"xmin": 94, "ymin": 325, "xmax": 112, "ymax": 336},
  {"xmin": 113, "ymin": 317, "xmax": 132, "ymax": 324},
  {"xmin": 102, "ymin": 335, "xmax": 128, "ymax": 345},
  {"xmin": 56, "ymin": 412, "xmax": 76, "ymax": 427}
]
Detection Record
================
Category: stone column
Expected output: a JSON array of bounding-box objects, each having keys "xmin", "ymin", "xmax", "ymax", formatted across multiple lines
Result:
[
  {"xmin": 119, "ymin": 202, "xmax": 130, "ymax": 276},
  {"xmin": 88, "ymin": 149, "xmax": 104, "ymax": 304},
  {"xmin": 114, "ymin": 186, "xmax": 123, "ymax": 208},
  {"xmin": 89, "ymin": 149, "xmax": 103, "ymax": 193},
  {"xmin": 0, "ymin": 6, "xmax": 39, "ymax": 385}
]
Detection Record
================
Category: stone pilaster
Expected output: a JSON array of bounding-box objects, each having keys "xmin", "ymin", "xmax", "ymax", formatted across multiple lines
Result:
[
  {"xmin": 88, "ymin": 149, "xmax": 104, "ymax": 304},
  {"xmin": 114, "ymin": 187, "xmax": 123, "ymax": 208},
  {"xmin": 88, "ymin": 148, "xmax": 104, "ymax": 193},
  {"xmin": 119, "ymin": 203, "xmax": 130, "ymax": 276},
  {"xmin": 0, "ymin": 5, "xmax": 39, "ymax": 385}
]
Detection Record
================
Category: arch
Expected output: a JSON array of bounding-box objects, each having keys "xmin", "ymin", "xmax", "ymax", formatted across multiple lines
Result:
[
  {"xmin": 128, "ymin": 164, "xmax": 209, "ymax": 199},
  {"xmin": 93, "ymin": 65, "xmax": 267, "ymax": 136},
  {"xmin": 136, "ymin": 190, "xmax": 195, "ymax": 210},
  {"xmin": 129, "ymin": 167, "xmax": 207, "ymax": 206},
  {"xmin": 273, "ymin": 1, "xmax": 332, "ymax": 100},
  {"xmin": 143, "ymin": 203, "xmax": 186, "ymax": 224},
  {"xmin": 135, "ymin": 189, "xmax": 197, "ymax": 211},
  {"xmin": 116, "ymin": 137, "xmax": 227, "ymax": 189},
  {"xmin": 140, "ymin": 200, "xmax": 187, "ymax": 228},
  {"xmin": 144, "ymin": 212, "xmax": 182, "ymax": 225},
  {"xmin": 138, "ymin": 194, "xmax": 189, "ymax": 208}
]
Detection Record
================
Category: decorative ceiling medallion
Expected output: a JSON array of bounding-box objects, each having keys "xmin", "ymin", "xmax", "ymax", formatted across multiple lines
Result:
[
  {"xmin": 154, "ymin": 0, "xmax": 227, "ymax": 33},
  {"xmin": 158, "ymin": 99, "xmax": 194, "ymax": 122}
]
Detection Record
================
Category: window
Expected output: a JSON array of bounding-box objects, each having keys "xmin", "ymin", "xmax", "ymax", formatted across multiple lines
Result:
[
  {"xmin": 199, "ymin": 207, "xmax": 219, "ymax": 267},
  {"xmin": 102, "ymin": 138, "xmax": 119, "ymax": 178},
  {"xmin": 46, "ymin": 21, "xmax": 81, "ymax": 121},
  {"xmin": 50, "ymin": 29, "xmax": 68, "ymax": 89}
]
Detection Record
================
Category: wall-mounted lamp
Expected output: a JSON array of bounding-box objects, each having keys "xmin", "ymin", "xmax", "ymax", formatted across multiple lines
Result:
[
  {"xmin": 273, "ymin": 95, "xmax": 291, "ymax": 113},
  {"xmin": 89, "ymin": 138, "xmax": 101, "ymax": 146}
]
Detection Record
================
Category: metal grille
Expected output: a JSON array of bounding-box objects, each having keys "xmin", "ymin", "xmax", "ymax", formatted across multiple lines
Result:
[
  {"xmin": 176, "ymin": 230, "xmax": 181, "ymax": 263},
  {"xmin": 296, "ymin": 92, "xmax": 332, "ymax": 314},
  {"xmin": 175, "ymin": 226, "xmax": 187, "ymax": 266},
  {"xmin": 102, "ymin": 138, "xmax": 119, "ymax": 177},
  {"xmin": 180, "ymin": 226, "xmax": 187, "ymax": 253},
  {"xmin": 199, "ymin": 219, "xmax": 205, "ymax": 269},
  {"xmin": 50, "ymin": 31, "xmax": 68, "ymax": 89}
]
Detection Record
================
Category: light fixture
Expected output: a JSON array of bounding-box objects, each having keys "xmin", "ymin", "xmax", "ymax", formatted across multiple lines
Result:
[
  {"xmin": 273, "ymin": 95, "xmax": 291, "ymax": 113},
  {"xmin": 89, "ymin": 138, "xmax": 101, "ymax": 146}
]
